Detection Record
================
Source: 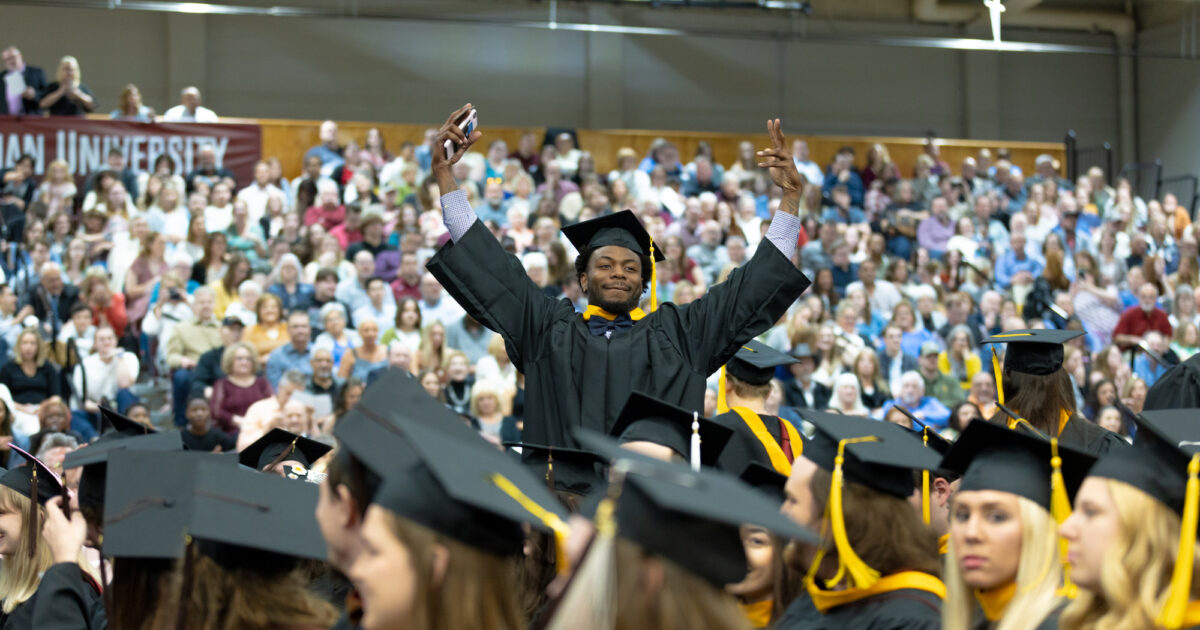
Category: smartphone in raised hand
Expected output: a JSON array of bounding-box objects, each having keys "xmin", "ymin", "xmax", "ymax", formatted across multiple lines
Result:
[{"xmin": 443, "ymin": 108, "xmax": 478, "ymax": 160}]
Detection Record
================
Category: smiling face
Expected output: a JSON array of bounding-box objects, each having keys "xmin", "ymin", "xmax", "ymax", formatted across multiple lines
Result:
[
  {"xmin": 580, "ymin": 245, "xmax": 643, "ymax": 314},
  {"xmin": 950, "ymin": 490, "xmax": 1022, "ymax": 590}
]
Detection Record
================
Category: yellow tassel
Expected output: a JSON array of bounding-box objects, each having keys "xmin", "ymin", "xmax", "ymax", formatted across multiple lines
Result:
[
  {"xmin": 1159, "ymin": 453, "xmax": 1200, "ymax": 629},
  {"xmin": 921, "ymin": 429, "xmax": 931, "ymax": 526},
  {"xmin": 991, "ymin": 348, "xmax": 1004, "ymax": 406},
  {"xmin": 825, "ymin": 436, "xmax": 882, "ymax": 590},
  {"xmin": 1048, "ymin": 439, "xmax": 1078, "ymax": 598},
  {"xmin": 717, "ymin": 365, "xmax": 729, "ymax": 414},
  {"xmin": 648, "ymin": 239, "xmax": 657, "ymax": 313},
  {"xmin": 491, "ymin": 473, "xmax": 571, "ymax": 575}
]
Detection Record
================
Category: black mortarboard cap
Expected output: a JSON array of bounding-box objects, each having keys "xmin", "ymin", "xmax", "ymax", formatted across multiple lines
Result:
[
  {"xmin": 65, "ymin": 431, "xmax": 184, "ymax": 510},
  {"xmin": 0, "ymin": 444, "xmax": 63, "ymax": 503},
  {"xmin": 238, "ymin": 428, "xmax": 332, "ymax": 473},
  {"xmin": 612, "ymin": 391, "xmax": 732, "ymax": 466},
  {"xmin": 507, "ymin": 442, "xmax": 607, "ymax": 497},
  {"xmin": 796, "ymin": 409, "xmax": 941, "ymax": 498},
  {"xmin": 188, "ymin": 460, "xmax": 327, "ymax": 561},
  {"xmin": 372, "ymin": 419, "xmax": 567, "ymax": 556},
  {"xmin": 575, "ymin": 429, "xmax": 819, "ymax": 586},
  {"xmin": 982, "ymin": 329, "xmax": 1084, "ymax": 376},
  {"xmin": 725, "ymin": 340, "xmax": 797, "ymax": 387},
  {"xmin": 939, "ymin": 419, "xmax": 1095, "ymax": 510},
  {"xmin": 1087, "ymin": 409, "xmax": 1198, "ymax": 519},
  {"xmin": 561, "ymin": 210, "xmax": 666, "ymax": 262},
  {"xmin": 102, "ymin": 450, "xmax": 228, "ymax": 559},
  {"xmin": 100, "ymin": 406, "xmax": 158, "ymax": 437},
  {"xmin": 739, "ymin": 462, "xmax": 789, "ymax": 502}
]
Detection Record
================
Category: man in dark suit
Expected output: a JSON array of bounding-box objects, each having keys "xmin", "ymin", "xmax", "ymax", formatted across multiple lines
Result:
[
  {"xmin": 782, "ymin": 343, "xmax": 831, "ymax": 410},
  {"xmin": 877, "ymin": 324, "xmax": 918, "ymax": 391},
  {"xmin": 15, "ymin": 262, "xmax": 81, "ymax": 329},
  {"xmin": 1, "ymin": 47, "xmax": 47, "ymax": 115}
]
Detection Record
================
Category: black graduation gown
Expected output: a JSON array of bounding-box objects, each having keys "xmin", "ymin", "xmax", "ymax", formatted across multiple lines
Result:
[
  {"xmin": 10, "ymin": 563, "xmax": 105, "ymax": 630},
  {"xmin": 1059, "ymin": 416, "xmax": 1126, "ymax": 456},
  {"xmin": 969, "ymin": 602, "xmax": 1061, "ymax": 630},
  {"xmin": 774, "ymin": 587, "xmax": 942, "ymax": 630},
  {"xmin": 712, "ymin": 410, "xmax": 794, "ymax": 474},
  {"xmin": 427, "ymin": 220, "xmax": 810, "ymax": 451}
]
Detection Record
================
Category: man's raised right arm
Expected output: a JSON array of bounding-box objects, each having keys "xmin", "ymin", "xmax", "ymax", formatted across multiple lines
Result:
[{"xmin": 432, "ymin": 103, "xmax": 483, "ymax": 243}]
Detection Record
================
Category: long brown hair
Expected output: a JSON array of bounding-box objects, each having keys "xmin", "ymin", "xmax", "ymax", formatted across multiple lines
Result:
[
  {"xmin": 385, "ymin": 513, "xmax": 525, "ymax": 630},
  {"xmin": 159, "ymin": 548, "xmax": 337, "ymax": 630},
  {"xmin": 1001, "ymin": 367, "xmax": 1078, "ymax": 436},
  {"xmin": 809, "ymin": 467, "xmax": 941, "ymax": 578},
  {"xmin": 1043, "ymin": 249, "xmax": 1070, "ymax": 291}
]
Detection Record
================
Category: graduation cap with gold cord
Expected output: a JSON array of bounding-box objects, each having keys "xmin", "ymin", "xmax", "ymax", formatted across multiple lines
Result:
[
  {"xmin": 893, "ymin": 406, "xmax": 956, "ymax": 528},
  {"xmin": 795, "ymin": 409, "xmax": 943, "ymax": 592},
  {"xmin": 0, "ymin": 444, "xmax": 65, "ymax": 558},
  {"xmin": 612, "ymin": 390, "xmax": 733, "ymax": 471},
  {"xmin": 982, "ymin": 329, "xmax": 1084, "ymax": 433},
  {"xmin": 939, "ymin": 419, "xmax": 1096, "ymax": 596},
  {"xmin": 562, "ymin": 209, "xmax": 666, "ymax": 313},
  {"xmin": 575, "ymin": 428, "xmax": 819, "ymax": 586},
  {"xmin": 238, "ymin": 428, "xmax": 332, "ymax": 477},
  {"xmin": 372, "ymin": 417, "xmax": 573, "ymax": 571},
  {"xmin": 337, "ymin": 370, "xmax": 574, "ymax": 572},
  {"xmin": 1087, "ymin": 409, "xmax": 1200, "ymax": 628},
  {"xmin": 714, "ymin": 341, "xmax": 804, "ymax": 474}
]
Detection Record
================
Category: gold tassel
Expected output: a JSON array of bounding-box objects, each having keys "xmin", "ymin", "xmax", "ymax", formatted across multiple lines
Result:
[
  {"xmin": 491, "ymin": 473, "xmax": 571, "ymax": 575},
  {"xmin": 991, "ymin": 348, "xmax": 1005, "ymax": 407},
  {"xmin": 825, "ymin": 436, "xmax": 881, "ymax": 590},
  {"xmin": 1159, "ymin": 453, "xmax": 1200, "ymax": 629},
  {"xmin": 921, "ymin": 431, "xmax": 931, "ymax": 526},
  {"xmin": 648, "ymin": 239, "xmax": 657, "ymax": 313},
  {"xmin": 717, "ymin": 365, "xmax": 729, "ymax": 414},
  {"xmin": 1048, "ymin": 438, "xmax": 1077, "ymax": 598}
]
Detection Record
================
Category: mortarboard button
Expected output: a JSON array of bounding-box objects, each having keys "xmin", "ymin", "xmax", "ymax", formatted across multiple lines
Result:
[
  {"xmin": 561, "ymin": 210, "xmax": 666, "ymax": 262},
  {"xmin": 238, "ymin": 428, "xmax": 332, "ymax": 474},
  {"xmin": 981, "ymin": 329, "xmax": 1084, "ymax": 376}
]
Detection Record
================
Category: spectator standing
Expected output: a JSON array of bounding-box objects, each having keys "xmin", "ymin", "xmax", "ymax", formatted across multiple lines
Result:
[
  {"xmin": 37, "ymin": 56, "xmax": 93, "ymax": 117},
  {"xmin": 1, "ymin": 46, "xmax": 46, "ymax": 115},
  {"xmin": 165, "ymin": 286, "xmax": 221, "ymax": 425},
  {"xmin": 108, "ymin": 83, "xmax": 154, "ymax": 121}
]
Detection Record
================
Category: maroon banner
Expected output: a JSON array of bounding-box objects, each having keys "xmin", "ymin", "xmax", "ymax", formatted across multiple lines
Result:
[{"xmin": 0, "ymin": 116, "xmax": 261, "ymax": 186}]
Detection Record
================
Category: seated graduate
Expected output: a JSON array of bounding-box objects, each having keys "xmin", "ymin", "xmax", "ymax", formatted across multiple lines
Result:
[
  {"xmin": 238, "ymin": 427, "xmax": 332, "ymax": 481},
  {"xmin": 982, "ymin": 329, "xmax": 1124, "ymax": 455},
  {"xmin": 0, "ymin": 445, "xmax": 100, "ymax": 630},
  {"xmin": 546, "ymin": 429, "xmax": 820, "ymax": 630},
  {"xmin": 938, "ymin": 418, "xmax": 1095, "ymax": 630},
  {"xmin": 609, "ymin": 390, "xmax": 732, "ymax": 468},
  {"xmin": 1059, "ymin": 409, "xmax": 1200, "ymax": 630},
  {"xmin": 343, "ymin": 406, "xmax": 571, "ymax": 630},
  {"xmin": 733, "ymin": 463, "xmax": 806, "ymax": 628},
  {"xmin": 775, "ymin": 410, "xmax": 945, "ymax": 630},
  {"xmin": 896, "ymin": 410, "xmax": 957, "ymax": 556},
  {"xmin": 712, "ymin": 340, "xmax": 805, "ymax": 479},
  {"xmin": 89, "ymin": 452, "xmax": 338, "ymax": 630},
  {"xmin": 61, "ymin": 407, "xmax": 182, "ymax": 548}
]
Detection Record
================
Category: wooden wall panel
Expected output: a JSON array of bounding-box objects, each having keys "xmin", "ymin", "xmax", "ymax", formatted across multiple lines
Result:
[{"xmin": 98, "ymin": 115, "xmax": 1067, "ymax": 182}]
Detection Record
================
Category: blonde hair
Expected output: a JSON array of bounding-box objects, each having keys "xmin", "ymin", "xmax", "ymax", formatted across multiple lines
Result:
[
  {"xmin": 220, "ymin": 341, "xmax": 262, "ymax": 375},
  {"xmin": 1060, "ymin": 479, "xmax": 1200, "ymax": 630},
  {"xmin": 943, "ymin": 496, "xmax": 1062, "ymax": 630},
  {"xmin": 548, "ymin": 535, "xmax": 750, "ymax": 630},
  {"xmin": 384, "ymin": 511, "xmax": 525, "ymax": 630},
  {"xmin": 0, "ymin": 487, "xmax": 61, "ymax": 613},
  {"xmin": 56, "ymin": 56, "xmax": 81, "ymax": 86}
]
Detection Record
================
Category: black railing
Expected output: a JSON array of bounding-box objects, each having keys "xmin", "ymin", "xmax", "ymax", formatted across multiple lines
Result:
[
  {"xmin": 1064, "ymin": 130, "xmax": 1113, "ymax": 184},
  {"xmin": 1161, "ymin": 174, "xmax": 1200, "ymax": 221},
  {"xmin": 1119, "ymin": 160, "xmax": 1164, "ymax": 204}
]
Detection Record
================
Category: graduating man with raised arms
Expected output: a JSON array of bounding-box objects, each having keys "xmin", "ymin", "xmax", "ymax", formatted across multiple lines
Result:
[{"xmin": 426, "ymin": 104, "xmax": 811, "ymax": 452}]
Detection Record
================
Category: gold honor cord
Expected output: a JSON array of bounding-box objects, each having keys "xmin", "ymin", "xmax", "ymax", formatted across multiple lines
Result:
[
  {"xmin": 991, "ymin": 347, "xmax": 1005, "ymax": 407},
  {"xmin": 490, "ymin": 473, "xmax": 571, "ymax": 575},
  {"xmin": 921, "ymin": 430, "xmax": 931, "ymax": 526},
  {"xmin": 731, "ymin": 406, "xmax": 794, "ymax": 476},
  {"xmin": 648, "ymin": 238, "xmax": 657, "ymax": 313},
  {"xmin": 1159, "ymin": 453, "xmax": 1200, "ymax": 629},
  {"xmin": 825, "ymin": 436, "xmax": 882, "ymax": 590}
]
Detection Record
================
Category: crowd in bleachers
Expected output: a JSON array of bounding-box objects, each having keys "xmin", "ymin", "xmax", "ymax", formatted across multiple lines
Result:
[{"xmin": 1, "ymin": 43, "xmax": 1192, "ymax": 469}]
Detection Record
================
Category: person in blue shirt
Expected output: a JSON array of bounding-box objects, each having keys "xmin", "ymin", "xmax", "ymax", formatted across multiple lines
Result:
[
  {"xmin": 1133, "ymin": 330, "xmax": 1173, "ymax": 387},
  {"xmin": 820, "ymin": 184, "xmax": 866, "ymax": 224},
  {"xmin": 830, "ymin": 241, "xmax": 858, "ymax": 298},
  {"xmin": 995, "ymin": 230, "xmax": 1043, "ymax": 290},
  {"xmin": 304, "ymin": 120, "xmax": 344, "ymax": 178},
  {"xmin": 822, "ymin": 148, "xmax": 864, "ymax": 207},
  {"xmin": 880, "ymin": 370, "xmax": 951, "ymax": 428}
]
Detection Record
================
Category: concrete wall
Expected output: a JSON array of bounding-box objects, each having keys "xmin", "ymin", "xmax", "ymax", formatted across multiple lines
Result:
[
  {"xmin": 1137, "ymin": 22, "xmax": 1200, "ymax": 185},
  {"xmin": 4, "ymin": 4, "xmax": 1123, "ymax": 145}
]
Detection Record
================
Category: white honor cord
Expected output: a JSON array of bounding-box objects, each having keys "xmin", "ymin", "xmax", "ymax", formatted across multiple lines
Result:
[{"xmin": 690, "ymin": 411, "xmax": 701, "ymax": 472}]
